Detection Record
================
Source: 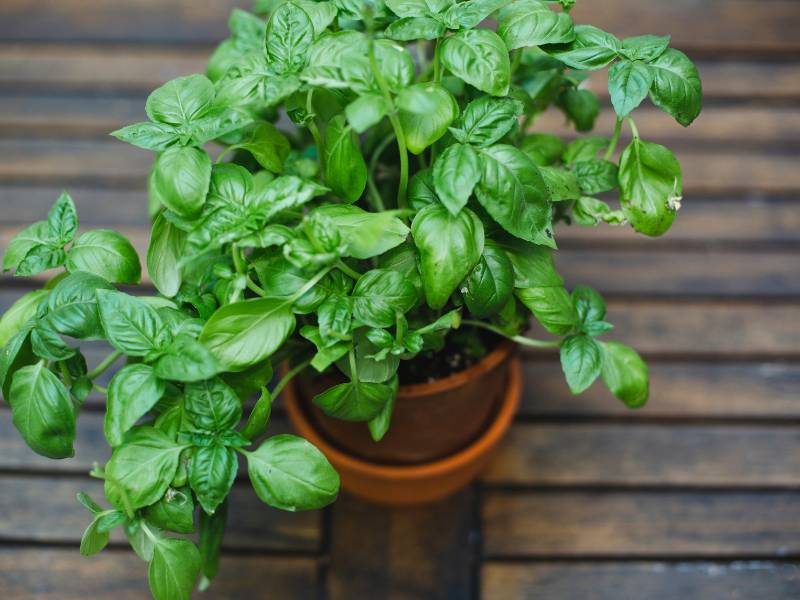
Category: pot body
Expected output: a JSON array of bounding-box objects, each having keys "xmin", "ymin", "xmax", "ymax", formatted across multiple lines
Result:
[{"xmin": 295, "ymin": 341, "xmax": 515, "ymax": 464}]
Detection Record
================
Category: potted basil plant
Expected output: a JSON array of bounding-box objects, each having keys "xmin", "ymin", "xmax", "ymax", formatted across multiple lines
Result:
[{"xmin": 0, "ymin": 0, "xmax": 701, "ymax": 597}]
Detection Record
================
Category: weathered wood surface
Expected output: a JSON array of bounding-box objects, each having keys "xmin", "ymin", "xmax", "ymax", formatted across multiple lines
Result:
[{"xmin": 1, "ymin": 0, "xmax": 799, "ymax": 597}]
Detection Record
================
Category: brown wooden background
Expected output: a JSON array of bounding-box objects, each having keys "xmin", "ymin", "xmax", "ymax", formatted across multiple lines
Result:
[{"xmin": 1, "ymin": 0, "xmax": 800, "ymax": 598}]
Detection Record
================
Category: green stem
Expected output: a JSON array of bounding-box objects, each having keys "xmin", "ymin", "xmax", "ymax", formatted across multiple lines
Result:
[
  {"xmin": 627, "ymin": 116, "xmax": 640, "ymax": 140},
  {"xmin": 93, "ymin": 383, "xmax": 108, "ymax": 395},
  {"xmin": 246, "ymin": 276, "xmax": 267, "ymax": 297},
  {"xmin": 215, "ymin": 145, "xmax": 240, "ymax": 164},
  {"xmin": 58, "ymin": 361, "xmax": 73, "ymax": 387},
  {"xmin": 518, "ymin": 111, "xmax": 535, "ymax": 143},
  {"xmin": 231, "ymin": 244, "xmax": 246, "ymax": 275},
  {"xmin": 336, "ymin": 260, "xmax": 362, "ymax": 280},
  {"xmin": 306, "ymin": 89, "xmax": 326, "ymax": 177},
  {"xmin": 272, "ymin": 359, "xmax": 311, "ymax": 399},
  {"xmin": 369, "ymin": 42, "xmax": 409, "ymax": 210},
  {"xmin": 289, "ymin": 267, "xmax": 332, "ymax": 303},
  {"xmin": 87, "ymin": 350, "xmax": 122, "ymax": 380},
  {"xmin": 462, "ymin": 319, "xmax": 561, "ymax": 349},
  {"xmin": 510, "ymin": 49, "xmax": 522, "ymax": 75},
  {"xmin": 433, "ymin": 38, "xmax": 442, "ymax": 82},
  {"xmin": 367, "ymin": 132, "xmax": 394, "ymax": 212},
  {"xmin": 604, "ymin": 117, "xmax": 623, "ymax": 161}
]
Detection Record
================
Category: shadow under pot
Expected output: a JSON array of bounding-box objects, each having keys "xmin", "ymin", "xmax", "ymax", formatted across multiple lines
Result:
[{"xmin": 283, "ymin": 341, "xmax": 521, "ymax": 505}]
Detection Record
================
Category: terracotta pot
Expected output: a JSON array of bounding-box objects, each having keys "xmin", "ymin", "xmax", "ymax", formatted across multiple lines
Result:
[{"xmin": 283, "ymin": 343, "xmax": 521, "ymax": 505}]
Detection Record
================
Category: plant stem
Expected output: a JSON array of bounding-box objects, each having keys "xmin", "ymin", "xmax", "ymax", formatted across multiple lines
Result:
[
  {"xmin": 272, "ymin": 359, "xmax": 311, "ymax": 399},
  {"xmin": 215, "ymin": 145, "xmax": 240, "ymax": 164},
  {"xmin": 627, "ymin": 116, "xmax": 640, "ymax": 140},
  {"xmin": 289, "ymin": 267, "xmax": 332, "ymax": 303},
  {"xmin": 246, "ymin": 276, "xmax": 267, "ymax": 297},
  {"xmin": 336, "ymin": 260, "xmax": 362, "ymax": 280},
  {"xmin": 510, "ymin": 49, "xmax": 522, "ymax": 75},
  {"xmin": 58, "ymin": 361, "xmax": 73, "ymax": 387},
  {"xmin": 367, "ymin": 132, "xmax": 394, "ymax": 211},
  {"xmin": 462, "ymin": 319, "xmax": 561, "ymax": 349},
  {"xmin": 86, "ymin": 350, "xmax": 122, "ymax": 380},
  {"xmin": 306, "ymin": 89, "xmax": 326, "ymax": 177},
  {"xmin": 433, "ymin": 38, "xmax": 442, "ymax": 82},
  {"xmin": 93, "ymin": 383, "xmax": 108, "ymax": 395},
  {"xmin": 604, "ymin": 117, "xmax": 623, "ymax": 161},
  {"xmin": 369, "ymin": 42, "xmax": 409, "ymax": 210}
]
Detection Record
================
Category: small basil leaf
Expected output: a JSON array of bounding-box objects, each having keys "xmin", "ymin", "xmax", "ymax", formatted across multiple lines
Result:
[
  {"xmin": 105, "ymin": 364, "xmax": 165, "ymax": 447},
  {"xmin": 30, "ymin": 323, "xmax": 75, "ymax": 361},
  {"xmin": 111, "ymin": 122, "xmax": 180, "ymax": 151},
  {"xmin": 0, "ymin": 289, "xmax": 48, "ymax": 348},
  {"xmin": 311, "ymin": 205, "xmax": 410, "ymax": 259},
  {"xmin": 43, "ymin": 272, "xmax": 113, "ymax": 340},
  {"xmin": 148, "ymin": 537, "xmax": 202, "ymax": 600},
  {"xmin": 80, "ymin": 518, "xmax": 110, "ymax": 557},
  {"xmin": 184, "ymin": 378, "xmax": 242, "ymax": 433},
  {"xmin": 47, "ymin": 192, "xmax": 78, "ymax": 245},
  {"xmin": 144, "ymin": 487, "xmax": 196, "ymax": 534},
  {"xmin": 351, "ymin": 269, "xmax": 418, "ymax": 329},
  {"xmin": 574, "ymin": 159, "xmax": 618, "ymax": 195},
  {"xmin": 560, "ymin": 334, "xmax": 602, "ymax": 394},
  {"xmin": 324, "ymin": 114, "xmax": 368, "ymax": 202},
  {"xmin": 150, "ymin": 146, "xmax": 212, "ymax": 218},
  {"xmin": 558, "ymin": 88, "xmax": 599, "ymax": 132},
  {"xmin": 464, "ymin": 240, "xmax": 514, "ymax": 318},
  {"xmin": 396, "ymin": 82, "xmax": 459, "ymax": 154},
  {"xmin": 456, "ymin": 96, "xmax": 524, "ymax": 147},
  {"xmin": 96, "ymin": 289, "xmax": 168, "ymax": 357},
  {"xmin": 440, "ymin": 29, "xmax": 510, "ymax": 96},
  {"xmin": 66, "ymin": 229, "xmax": 141, "ymax": 284},
  {"xmin": 620, "ymin": 34, "xmax": 670, "ymax": 63},
  {"xmin": 385, "ymin": 16, "xmax": 445, "ymax": 41},
  {"xmin": 266, "ymin": 1, "xmax": 315, "ymax": 74},
  {"xmin": 648, "ymin": 48, "xmax": 703, "ymax": 127},
  {"xmin": 147, "ymin": 212, "xmax": 186, "ymax": 298},
  {"xmin": 2, "ymin": 221, "xmax": 51, "ymax": 273},
  {"xmin": 520, "ymin": 134, "xmax": 566, "ymax": 167},
  {"xmin": 608, "ymin": 59, "xmax": 654, "ymax": 119},
  {"xmin": 601, "ymin": 341, "xmax": 649, "ymax": 408},
  {"xmin": 515, "ymin": 286, "xmax": 576, "ymax": 335},
  {"xmin": 345, "ymin": 94, "xmax": 390, "ymax": 134},
  {"xmin": 190, "ymin": 442, "xmax": 238, "ymax": 515},
  {"xmin": 313, "ymin": 380, "xmax": 393, "ymax": 421},
  {"xmin": 241, "ymin": 386, "xmax": 272, "ymax": 442},
  {"xmin": 145, "ymin": 74, "xmax": 215, "ymax": 126},
  {"xmin": 546, "ymin": 24, "xmax": 620, "ymax": 70},
  {"xmin": 497, "ymin": 0, "xmax": 575, "ymax": 50},
  {"xmin": 540, "ymin": 167, "xmax": 581, "ymax": 201},
  {"xmin": 432, "ymin": 143, "xmax": 480, "ymax": 215}
]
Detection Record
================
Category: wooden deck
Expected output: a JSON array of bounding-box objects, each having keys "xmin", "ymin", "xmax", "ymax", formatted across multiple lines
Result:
[{"xmin": 1, "ymin": 0, "xmax": 799, "ymax": 597}]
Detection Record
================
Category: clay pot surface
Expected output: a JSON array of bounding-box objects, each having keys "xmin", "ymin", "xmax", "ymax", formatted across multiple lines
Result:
[{"xmin": 283, "ymin": 344, "xmax": 521, "ymax": 505}]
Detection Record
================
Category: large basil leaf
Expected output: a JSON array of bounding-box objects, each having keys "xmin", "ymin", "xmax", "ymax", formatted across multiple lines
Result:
[
  {"xmin": 30, "ymin": 322, "xmax": 74, "ymax": 361},
  {"xmin": 449, "ymin": 0, "xmax": 514, "ymax": 29},
  {"xmin": 440, "ymin": 29, "xmax": 510, "ymax": 97},
  {"xmin": 432, "ymin": 143, "xmax": 480, "ymax": 215},
  {"xmin": 154, "ymin": 335, "xmax": 221, "ymax": 383},
  {"xmin": 464, "ymin": 240, "xmax": 514, "ymax": 318},
  {"xmin": 495, "ymin": 236, "xmax": 562, "ymax": 288},
  {"xmin": 0, "ymin": 289, "xmax": 48, "ymax": 348},
  {"xmin": 648, "ymin": 48, "xmax": 702, "ymax": 127},
  {"xmin": 498, "ymin": 0, "xmax": 575, "ymax": 50},
  {"xmin": 411, "ymin": 203, "xmax": 484, "ymax": 309},
  {"xmin": 374, "ymin": 38, "xmax": 415, "ymax": 92},
  {"xmin": 147, "ymin": 212, "xmax": 186, "ymax": 298},
  {"xmin": 0, "ymin": 326, "xmax": 36, "ymax": 401},
  {"xmin": 621, "ymin": 34, "xmax": 670, "ymax": 62},
  {"xmin": 558, "ymin": 88, "xmax": 599, "ymax": 132},
  {"xmin": 41, "ymin": 272, "xmax": 113, "ymax": 340},
  {"xmin": 324, "ymin": 114, "xmax": 367, "ymax": 202},
  {"xmin": 150, "ymin": 146, "xmax": 212, "ymax": 218},
  {"xmin": 190, "ymin": 442, "xmax": 238, "ymax": 515},
  {"xmin": 546, "ymin": 25, "xmax": 620, "ymax": 70},
  {"xmin": 266, "ymin": 1, "xmax": 314, "ymax": 74},
  {"xmin": 345, "ymin": 94, "xmax": 390, "ymax": 133},
  {"xmin": 474, "ymin": 144, "xmax": 554, "ymax": 248},
  {"xmin": 199, "ymin": 298, "xmax": 295, "ymax": 371},
  {"xmin": 145, "ymin": 74, "xmax": 215, "ymax": 126},
  {"xmin": 540, "ymin": 167, "xmax": 581, "ymax": 201},
  {"xmin": 311, "ymin": 205, "xmax": 409, "ymax": 259},
  {"xmin": 96, "ymin": 290, "xmax": 168, "ymax": 357},
  {"xmin": 560, "ymin": 334, "xmax": 602, "ymax": 394},
  {"xmin": 396, "ymin": 82, "xmax": 458, "ymax": 154},
  {"xmin": 575, "ymin": 159, "xmax": 618, "ymax": 195},
  {"xmin": 618, "ymin": 138, "xmax": 682, "ymax": 237},
  {"xmin": 351, "ymin": 269, "xmax": 418, "ymax": 328},
  {"xmin": 104, "ymin": 427, "xmax": 186, "ymax": 510},
  {"xmin": 246, "ymin": 434, "xmax": 339, "ymax": 510},
  {"xmin": 608, "ymin": 59, "xmax": 654, "ymax": 118},
  {"xmin": 601, "ymin": 341, "xmax": 649, "ymax": 408},
  {"xmin": 236, "ymin": 121, "xmax": 291, "ymax": 173},
  {"xmin": 451, "ymin": 96, "xmax": 523, "ymax": 147},
  {"xmin": 105, "ymin": 364, "xmax": 165, "ymax": 447},
  {"xmin": 313, "ymin": 380, "xmax": 393, "ymax": 421},
  {"xmin": 148, "ymin": 537, "xmax": 201, "ymax": 600},
  {"xmin": 66, "ymin": 230, "xmax": 141, "ymax": 285},
  {"xmin": 184, "ymin": 378, "xmax": 242, "ymax": 433},
  {"xmin": 385, "ymin": 16, "xmax": 445, "ymax": 41},
  {"xmin": 253, "ymin": 255, "xmax": 329, "ymax": 313},
  {"xmin": 110, "ymin": 122, "xmax": 179, "ymax": 152},
  {"xmin": 515, "ymin": 286, "xmax": 576, "ymax": 335},
  {"xmin": 10, "ymin": 361, "xmax": 75, "ymax": 458},
  {"xmin": 2, "ymin": 221, "xmax": 52, "ymax": 273}
]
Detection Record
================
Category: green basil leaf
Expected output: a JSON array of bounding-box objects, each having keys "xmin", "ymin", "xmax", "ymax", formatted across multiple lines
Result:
[
  {"xmin": 618, "ymin": 138, "xmax": 682, "ymax": 237},
  {"xmin": 296, "ymin": 0, "xmax": 338, "ymax": 35},
  {"xmin": 412, "ymin": 203, "xmax": 484, "ymax": 309},
  {"xmin": 247, "ymin": 434, "xmax": 339, "ymax": 510},
  {"xmin": 573, "ymin": 196, "xmax": 626, "ymax": 227},
  {"xmin": 620, "ymin": 34, "xmax": 670, "ymax": 63},
  {"xmin": 199, "ymin": 500, "xmax": 227, "ymax": 585},
  {"xmin": 396, "ymin": 82, "xmax": 459, "ymax": 154},
  {"xmin": 464, "ymin": 240, "xmax": 514, "ymax": 318},
  {"xmin": 546, "ymin": 24, "xmax": 620, "ymax": 70},
  {"xmin": 300, "ymin": 326, "xmax": 352, "ymax": 372},
  {"xmin": 311, "ymin": 205, "xmax": 410, "ymax": 259},
  {"xmin": 105, "ymin": 364, "xmax": 165, "ymax": 447},
  {"xmin": 111, "ymin": 122, "xmax": 180, "ymax": 151},
  {"xmin": 648, "ymin": 48, "xmax": 702, "ymax": 127},
  {"xmin": 184, "ymin": 378, "xmax": 242, "ymax": 433},
  {"xmin": 2, "ymin": 221, "xmax": 52, "ymax": 273},
  {"xmin": 241, "ymin": 386, "xmax": 272, "ymax": 441},
  {"xmin": 336, "ymin": 333, "xmax": 400, "ymax": 383},
  {"xmin": 575, "ymin": 159, "xmax": 618, "ymax": 195},
  {"xmin": 66, "ymin": 229, "xmax": 141, "ymax": 284},
  {"xmin": 385, "ymin": 16, "xmax": 445, "ymax": 41},
  {"xmin": 190, "ymin": 442, "xmax": 238, "ymax": 515},
  {"xmin": 150, "ymin": 146, "xmax": 212, "ymax": 218},
  {"xmin": 572, "ymin": 285, "xmax": 606, "ymax": 326},
  {"xmin": 266, "ymin": 1, "xmax": 315, "ymax": 74},
  {"xmin": 540, "ymin": 167, "xmax": 581, "ymax": 201},
  {"xmin": 104, "ymin": 427, "xmax": 185, "ymax": 510},
  {"xmin": 15, "ymin": 244, "xmax": 65, "ymax": 277},
  {"xmin": 144, "ymin": 487, "xmax": 195, "ymax": 534},
  {"xmin": 498, "ymin": 0, "xmax": 575, "ymax": 50},
  {"xmin": 494, "ymin": 236, "xmax": 562, "ymax": 288},
  {"xmin": 563, "ymin": 136, "xmax": 608, "ymax": 165},
  {"xmin": 560, "ymin": 334, "xmax": 602, "ymax": 394},
  {"xmin": 520, "ymin": 133, "xmax": 566, "ymax": 167},
  {"xmin": 30, "ymin": 323, "xmax": 74, "ymax": 361},
  {"xmin": 608, "ymin": 59, "xmax": 654, "ymax": 118},
  {"xmin": 351, "ymin": 269, "xmax": 418, "ymax": 328},
  {"xmin": 154, "ymin": 335, "xmax": 221, "ymax": 383},
  {"xmin": 0, "ymin": 326, "xmax": 36, "ymax": 401},
  {"xmin": 147, "ymin": 212, "xmax": 186, "ymax": 298},
  {"xmin": 345, "ymin": 94, "xmax": 390, "ymax": 133},
  {"xmin": 474, "ymin": 144, "xmax": 554, "ymax": 247},
  {"xmin": 324, "ymin": 114, "xmax": 368, "ymax": 202},
  {"xmin": 237, "ymin": 121, "xmax": 291, "ymax": 172},
  {"xmin": 367, "ymin": 379, "xmax": 397, "ymax": 442},
  {"xmin": 600, "ymin": 341, "xmax": 649, "ymax": 408},
  {"xmin": 253, "ymin": 255, "xmax": 329, "ymax": 313},
  {"xmin": 385, "ymin": 0, "xmax": 442, "ymax": 17},
  {"xmin": 96, "ymin": 290, "xmax": 168, "ymax": 357},
  {"xmin": 558, "ymin": 88, "xmax": 599, "ymax": 132},
  {"xmin": 515, "ymin": 286, "xmax": 576, "ymax": 335},
  {"xmin": 42, "ymin": 271, "xmax": 113, "ymax": 340},
  {"xmin": 0, "ymin": 289, "xmax": 48, "ymax": 348},
  {"xmin": 313, "ymin": 380, "xmax": 393, "ymax": 421},
  {"xmin": 146, "ymin": 74, "xmax": 215, "ymax": 126},
  {"xmin": 80, "ymin": 518, "xmax": 110, "ymax": 557},
  {"xmin": 374, "ymin": 39, "xmax": 415, "ymax": 93},
  {"xmin": 222, "ymin": 359, "xmax": 273, "ymax": 402},
  {"xmin": 318, "ymin": 294, "xmax": 352, "ymax": 345},
  {"xmin": 148, "ymin": 537, "xmax": 201, "ymax": 600},
  {"xmin": 440, "ymin": 29, "xmax": 510, "ymax": 97},
  {"xmin": 10, "ymin": 361, "xmax": 75, "ymax": 458},
  {"xmin": 47, "ymin": 192, "xmax": 78, "ymax": 245},
  {"xmin": 454, "ymin": 96, "xmax": 523, "ymax": 147},
  {"xmin": 432, "ymin": 143, "xmax": 480, "ymax": 215},
  {"xmin": 450, "ymin": 0, "xmax": 513, "ymax": 29},
  {"xmin": 199, "ymin": 298, "xmax": 296, "ymax": 371}
]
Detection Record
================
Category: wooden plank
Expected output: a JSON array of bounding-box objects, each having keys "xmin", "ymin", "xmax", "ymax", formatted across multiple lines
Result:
[
  {"xmin": 0, "ymin": 547, "xmax": 318, "ymax": 600},
  {"xmin": 327, "ymin": 491, "xmax": 477, "ymax": 600},
  {"xmin": 481, "ymin": 561, "xmax": 800, "ymax": 600},
  {"xmin": 482, "ymin": 491, "xmax": 800, "ymax": 557},
  {"xmin": 0, "ymin": 0, "xmax": 796, "ymax": 51},
  {"xmin": 0, "ymin": 474, "xmax": 321, "ymax": 551},
  {"xmin": 484, "ymin": 423, "xmax": 800, "ymax": 486},
  {"xmin": 520, "ymin": 360, "xmax": 800, "ymax": 419},
  {"xmin": 2, "ymin": 139, "xmax": 798, "ymax": 194}
]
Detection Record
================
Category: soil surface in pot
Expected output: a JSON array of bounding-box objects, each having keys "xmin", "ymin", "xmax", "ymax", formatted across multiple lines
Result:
[{"xmin": 397, "ymin": 328, "xmax": 502, "ymax": 384}]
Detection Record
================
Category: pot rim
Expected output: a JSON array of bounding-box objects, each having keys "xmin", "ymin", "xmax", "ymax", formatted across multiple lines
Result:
[
  {"xmin": 283, "ymin": 357, "xmax": 521, "ymax": 480},
  {"xmin": 397, "ymin": 339, "xmax": 516, "ymax": 399}
]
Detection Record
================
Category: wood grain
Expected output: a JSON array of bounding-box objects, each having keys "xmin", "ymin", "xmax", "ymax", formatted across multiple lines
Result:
[
  {"xmin": 1, "ymin": 547, "xmax": 318, "ymax": 600},
  {"xmin": 482, "ymin": 561, "xmax": 800, "ymax": 600},
  {"xmin": 482, "ymin": 491, "xmax": 800, "ymax": 557}
]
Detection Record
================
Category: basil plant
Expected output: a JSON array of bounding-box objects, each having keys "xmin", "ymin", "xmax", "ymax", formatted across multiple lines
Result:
[{"xmin": 0, "ymin": 0, "xmax": 701, "ymax": 597}]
